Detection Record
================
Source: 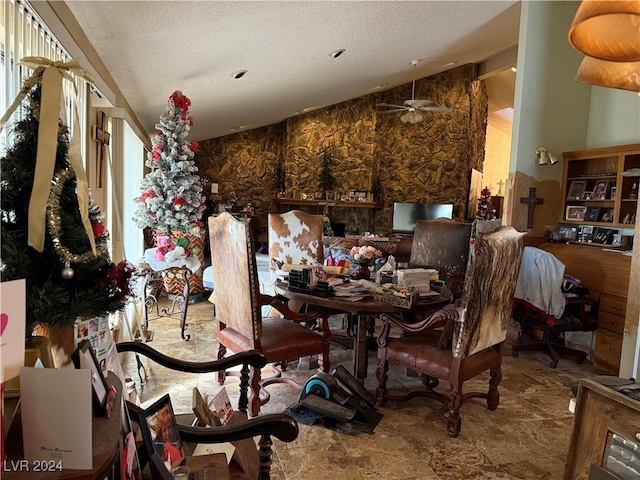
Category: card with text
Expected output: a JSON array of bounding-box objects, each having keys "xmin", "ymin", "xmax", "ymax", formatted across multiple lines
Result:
[{"xmin": 0, "ymin": 278, "xmax": 26, "ymax": 383}]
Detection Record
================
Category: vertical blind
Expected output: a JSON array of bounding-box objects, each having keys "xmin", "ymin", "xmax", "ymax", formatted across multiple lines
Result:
[{"xmin": 1, "ymin": 0, "xmax": 86, "ymax": 153}]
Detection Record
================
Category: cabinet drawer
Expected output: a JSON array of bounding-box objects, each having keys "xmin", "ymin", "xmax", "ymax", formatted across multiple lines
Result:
[
  {"xmin": 594, "ymin": 328, "xmax": 622, "ymax": 373},
  {"xmin": 598, "ymin": 311, "xmax": 625, "ymax": 334},
  {"xmin": 600, "ymin": 294, "xmax": 627, "ymax": 317}
]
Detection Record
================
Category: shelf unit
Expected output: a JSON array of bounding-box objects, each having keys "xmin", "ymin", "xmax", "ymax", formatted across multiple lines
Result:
[
  {"xmin": 560, "ymin": 143, "xmax": 640, "ymax": 245},
  {"xmin": 273, "ymin": 198, "xmax": 384, "ymax": 209}
]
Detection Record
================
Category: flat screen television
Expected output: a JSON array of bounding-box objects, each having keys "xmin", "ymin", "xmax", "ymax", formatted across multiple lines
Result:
[{"xmin": 392, "ymin": 202, "xmax": 454, "ymax": 235}]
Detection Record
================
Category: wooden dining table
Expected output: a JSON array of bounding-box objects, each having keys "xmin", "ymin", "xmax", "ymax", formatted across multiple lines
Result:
[{"xmin": 274, "ymin": 281, "xmax": 452, "ymax": 380}]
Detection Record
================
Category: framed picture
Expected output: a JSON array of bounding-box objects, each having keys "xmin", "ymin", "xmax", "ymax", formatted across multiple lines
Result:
[
  {"xmin": 598, "ymin": 208, "xmax": 614, "ymax": 223},
  {"xmin": 592, "ymin": 181, "xmax": 609, "ymax": 200},
  {"xmin": 567, "ymin": 180, "xmax": 587, "ymax": 200},
  {"xmin": 582, "ymin": 191, "xmax": 593, "ymax": 200},
  {"xmin": 350, "ymin": 190, "xmax": 368, "ymax": 202},
  {"xmin": 558, "ymin": 226, "xmax": 578, "ymax": 240},
  {"xmin": 72, "ymin": 339, "xmax": 110, "ymax": 416},
  {"xmin": 610, "ymin": 186, "xmax": 617, "ymax": 200},
  {"xmin": 136, "ymin": 394, "xmax": 184, "ymax": 472},
  {"xmin": 581, "ymin": 226, "xmax": 593, "ymax": 243},
  {"xmin": 566, "ymin": 206, "xmax": 587, "ymax": 221},
  {"xmin": 584, "ymin": 207, "xmax": 600, "ymax": 222},
  {"xmin": 593, "ymin": 228, "xmax": 613, "ymax": 244}
]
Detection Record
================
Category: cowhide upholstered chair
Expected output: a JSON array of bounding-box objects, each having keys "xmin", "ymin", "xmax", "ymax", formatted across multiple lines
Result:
[
  {"xmin": 376, "ymin": 225, "xmax": 526, "ymax": 437},
  {"xmin": 268, "ymin": 210, "xmax": 324, "ymax": 271},
  {"xmin": 209, "ymin": 213, "xmax": 331, "ymax": 417},
  {"xmin": 409, "ymin": 217, "xmax": 472, "ymax": 300}
]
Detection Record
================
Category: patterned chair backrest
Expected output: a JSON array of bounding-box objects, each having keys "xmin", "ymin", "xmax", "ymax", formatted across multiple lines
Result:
[
  {"xmin": 410, "ymin": 218, "xmax": 472, "ymax": 281},
  {"xmin": 453, "ymin": 225, "xmax": 526, "ymax": 358},
  {"xmin": 208, "ymin": 213, "xmax": 261, "ymax": 343},
  {"xmin": 268, "ymin": 210, "xmax": 324, "ymax": 270}
]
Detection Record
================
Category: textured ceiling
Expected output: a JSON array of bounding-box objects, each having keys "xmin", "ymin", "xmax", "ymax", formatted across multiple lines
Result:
[{"xmin": 64, "ymin": 1, "xmax": 521, "ymax": 142}]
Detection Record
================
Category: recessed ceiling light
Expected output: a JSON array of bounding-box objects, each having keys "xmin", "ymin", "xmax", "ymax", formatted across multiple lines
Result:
[
  {"xmin": 330, "ymin": 49, "xmax": 346, "ymax": 59},
  {"xmin": 444, "ymin": 60, "xmax": 460, "ymax": 67},
  {"xmin": 297, "ymin": 108, "xmax": 307, "ymax": 114},
  {"xmin": 231, "ymin": 126, "xmax": 243, "ymax": 131},
  {"xmin": 231, "ymin": 70, "xmax": 247, "ymax": 79},
  {"xmin": 377, "ymin": 83, "xmax": 389, "ymax": 88},
  {"xmin": 511, "ymin": 66, "xmax": 517, "ymax": 73}
]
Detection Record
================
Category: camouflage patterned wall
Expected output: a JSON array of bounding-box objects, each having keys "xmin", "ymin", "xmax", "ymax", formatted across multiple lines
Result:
[{"xmin": 195, "ymin": 64, "xmax": 487, "ymax": 243}]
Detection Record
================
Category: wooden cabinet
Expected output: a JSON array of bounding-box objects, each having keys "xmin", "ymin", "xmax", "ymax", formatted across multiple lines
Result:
[
  {"xmin": 539, "ymin": 242, "xmax": 631, "ymax": 375},
  {"xmin": 560, "ymin": 144, "xmax": 639, "ymax": 245},
  {"xmin": 564, "ymin": 379, "xmax": 640, "ymax": 480}
]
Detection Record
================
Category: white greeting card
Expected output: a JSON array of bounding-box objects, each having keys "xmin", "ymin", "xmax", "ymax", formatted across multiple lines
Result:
[
  {"xmin": 20, "ymin": 366, "xmax": 93, "ymax": 469},
  {"xmin": 0, "ymin": 278, "xmax": 26, "ymax": 383}
]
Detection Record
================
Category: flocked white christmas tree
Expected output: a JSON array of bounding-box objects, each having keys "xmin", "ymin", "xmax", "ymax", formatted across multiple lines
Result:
[{"xmin": 133, "ymin": 91, "xmax": 205, "ymax": 236}]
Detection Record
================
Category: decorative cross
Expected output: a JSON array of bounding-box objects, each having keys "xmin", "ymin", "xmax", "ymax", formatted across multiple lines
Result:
[
  {"xmin": 497, "ymin": 179, "xmax": 505, "ymax": 196},
  {"xmin": 91, "ymin": 110, "xmax": 110, "ymax": 188},
  {"xmin": 520, "ymin": 187, "xmax": 544, "ymax": 228}
]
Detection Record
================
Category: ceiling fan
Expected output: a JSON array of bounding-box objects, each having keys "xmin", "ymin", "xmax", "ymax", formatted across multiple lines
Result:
[{"xmin": 376, "ymin": 60, "xmax": 453, "ymax": 123}]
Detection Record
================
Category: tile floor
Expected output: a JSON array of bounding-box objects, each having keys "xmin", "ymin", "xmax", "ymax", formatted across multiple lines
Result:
[{"xmin": 120, "ymin": 296, "xmax": 601, "ymax": 480}]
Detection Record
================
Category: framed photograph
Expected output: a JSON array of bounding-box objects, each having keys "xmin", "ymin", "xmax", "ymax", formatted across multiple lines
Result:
[
  {"xmin": 592, "ymin": 180, "xmax": 609, "ymax": 200},
  {"xmin": 136, "ymin": 394, "xmax": 184, "ymax": 472},
  {"xmin": 566, "ymin": 206, "xmax": 587, "ymax": 221},
  {"xmin": 584, "ymin": 206, "xmax": 600, "ymax": 222},
  {"xmin": 72, "ymin": 339, "xmax": 110, "ymax": 416},
  {"xmin": 558, "ymin": 226, "xmax": 578, "ymax": 241},
  {"xmin": 581, "ymin": 226, "xmax": 593, "ymax": 243},
  {"xmin": 567, "ymin": 180, "xmax": 587, "ymax": 200},
  {"xmin": 582, "ymin": 191, "xmax": 593, "ymax": 200},
  {"xmin": 353, "ymin": 190, "xmax": 368, "ymax": 202},
  {"xmin": 598, "ymin": 208, "xmax": 614, "ymax": 223},
  {"xmin": 610, "ymin": 186, "xmax": 617, "ymax": 200},
  {"xmin": 593, "ymin": 228, "xmax": 613, "ymax": 244}
]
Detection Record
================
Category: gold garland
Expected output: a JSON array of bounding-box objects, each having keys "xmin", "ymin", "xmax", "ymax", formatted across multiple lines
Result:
[{"xmin": 47, "ymin": 168, "xmax": 108, "ymax": 264}]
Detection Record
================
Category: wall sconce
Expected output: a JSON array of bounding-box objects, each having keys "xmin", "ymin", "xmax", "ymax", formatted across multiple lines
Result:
[
  {"xmin": 568, "ymin": 0, "xmax": 640, "ymax": 92},
  {"xmin": 536, "ymin": 147, "xmax": 559, "ymax": 166}
]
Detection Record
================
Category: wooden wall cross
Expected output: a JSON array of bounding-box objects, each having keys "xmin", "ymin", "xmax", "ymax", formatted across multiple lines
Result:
[
  {"xmin": 520, "ymin": 187, "xmax": 544, "ymax": 228},
  {"xmin": 91, "ymin": 110, "xmax": 110, "ymax": 188}
]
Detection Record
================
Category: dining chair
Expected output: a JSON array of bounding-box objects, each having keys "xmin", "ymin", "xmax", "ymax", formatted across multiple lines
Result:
[
  {"xmin": 409, "ymin": 217, "xmax": 472, "ymax": 300},
  {"xmin": 268, "ymin": 209, "xmax": 324, "ymax": 271},
  {"xmin": 209, "ymin": 212, "xmax": 331, "ymax": 417},
  {"xmin": 376, "ymin": 225, "xmax": 526, "ymax": 437}
]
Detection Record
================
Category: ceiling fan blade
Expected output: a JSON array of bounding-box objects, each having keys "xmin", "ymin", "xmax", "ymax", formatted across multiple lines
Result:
[
  {"xmin": 376, "ymin": 103, "xmax": 407, "ymax": 109},
  {"xmin": 377, "ymin": 108, "xmax": 409, "ymax": 113},
  {"xmin": 418, "ymin": 106, "xmax": 453, "ymax": 113}
]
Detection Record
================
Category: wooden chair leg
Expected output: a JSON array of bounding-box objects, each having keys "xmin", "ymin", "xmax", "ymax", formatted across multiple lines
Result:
[
  {"xmin": 215, "ymin": 343, "xmax": 227, "ymax": 384},
  {"xmin": 249, "ymin": 366, "xmax": 262, "ymax": 417},
  {"xmin": 487, "ymin": 364, "xmax": 502, "ymax": 410},
  {"xmin": 446, "ymin": 384, "xmax": 463, "ymax": 438}
]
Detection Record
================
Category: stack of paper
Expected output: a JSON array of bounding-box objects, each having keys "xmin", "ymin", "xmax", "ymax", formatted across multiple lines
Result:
[{"xmin": 397, "ymin": 268, "xmax": 432, "ymax": 292}]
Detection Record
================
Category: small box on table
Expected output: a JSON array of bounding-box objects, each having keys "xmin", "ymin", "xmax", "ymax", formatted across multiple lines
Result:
[{"xmin": 374, "ymin": 285, "xmax": 419, "ymax": 309}]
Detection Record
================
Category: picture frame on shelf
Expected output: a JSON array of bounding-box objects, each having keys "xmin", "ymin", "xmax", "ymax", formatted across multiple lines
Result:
[
  {"xmin": 598, "ymin": 208, "xmax": 614, "ymax": 223},
  {"xmin": 566, "ymin": 206, "xmax": 587, "ymax": 221},
  {"xmin": 135, "ymin": 394, "xmax": 184, "ymax": 471},
  {"xmin": 584, "ymin": 207, "xmax": 600, "ymax": 222},
  {"xmin": 567, "ymin": 180, "xmax": 587, "ymax": 200},
  {"xmin": 352, "ymin": 190, "xmax": 368, "ymax": 202},
  {"xmin": 610, "ymin": 186, "xmax": 617, "ymax": 200},
  {"xmin": 582, "ymin": 191, "xmax": 593, "ymax": 200},
  {"xmin": 592, "ymin": 180, "xmax": 609, "ymax": 200},
  {"xmin": 581, "ymin": 226, "xmax": 593, "ymax": 243},
  {"xmin": 558, "ymin": 226, "xmax": 578, "ymax": 241},
  {"xmin": 71, "ymin": 339, "xmax": 110, "ymax": 416},
  {"xmin": 592, "ymin": 228, "xmax": 614, "ymax": 244}
]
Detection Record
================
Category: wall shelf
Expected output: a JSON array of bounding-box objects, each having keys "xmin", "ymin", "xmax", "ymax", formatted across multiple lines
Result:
[{"xmin": 273, "ymin": 198, "xmax": 384, "ymax": 209}]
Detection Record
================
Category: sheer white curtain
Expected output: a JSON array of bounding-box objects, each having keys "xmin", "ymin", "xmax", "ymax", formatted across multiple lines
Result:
[{"xmin": 106, "ymin": 117, "xmax": 146, "ymax": 341}]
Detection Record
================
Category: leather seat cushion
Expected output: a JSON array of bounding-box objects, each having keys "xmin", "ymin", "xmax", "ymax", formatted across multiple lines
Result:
[
  {"xmin": 218, "ymin": 317, "xmax": 323, "ymax": 363},
  {"xmin": 385, "ymin": 329, "xmax": 500, "ymax": 380}
]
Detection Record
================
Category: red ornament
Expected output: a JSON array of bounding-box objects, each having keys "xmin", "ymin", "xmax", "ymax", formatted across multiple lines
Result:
[
  {"xmin": 190, "ymin": 142, "xmax": 199, "ymax": 153},
  {"xmin": 92, "ymin": 222, "xmax": 105, "ymax": 238}
]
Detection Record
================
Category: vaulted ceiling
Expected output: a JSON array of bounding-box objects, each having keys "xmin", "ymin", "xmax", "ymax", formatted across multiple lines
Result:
[{"xmin": 63, "ymin": 1, "xmax": 521, "ymax": 142}]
